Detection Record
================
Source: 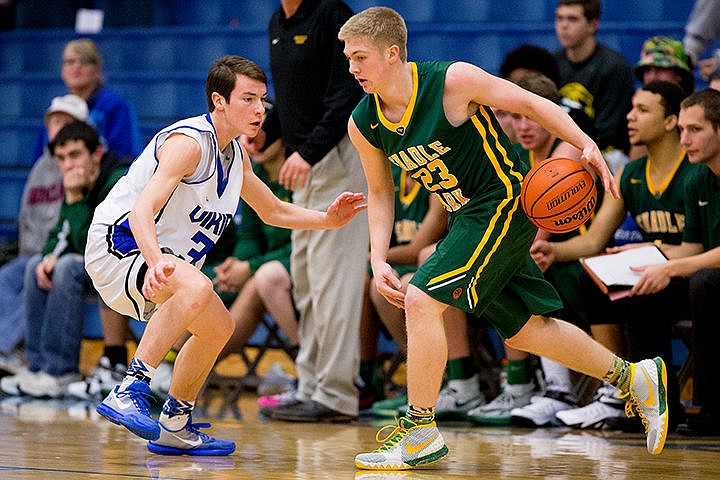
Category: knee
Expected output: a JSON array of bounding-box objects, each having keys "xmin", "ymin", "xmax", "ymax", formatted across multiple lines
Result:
[
  {"xmin": 404, "ymin": 286, "xmax": 442, "ymax": 322},
  {"xmin": 689, "ymin": 268, "xmax": 720, "ymax": 299},
  {"xmin": 254, "ymin": 261, "xmax": 289, "ymax": 290},
  {"xmin": 52, "ymin": 254, "xmax": 83, "ymax": 279},
  {"xmin": 504, "ymin": 315, "xmax": 545, "ymax": 350},
  {"xmin": 181, "ymin": 271, "xmax": 215, "ymax": 308}
]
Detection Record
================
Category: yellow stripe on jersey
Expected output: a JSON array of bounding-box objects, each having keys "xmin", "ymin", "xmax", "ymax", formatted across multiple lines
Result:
[
  {"xmin": 645, "ymin": 150, "xmax": 686, "ymax": 197},
  {"xmin": 426, "ymin": 107, "xmax": 520, "ymax": 291},
  {"xmin": 375, "ymin": 62, "xmax": 418, "ymax": 133},
  {"xmin": 477, "ymin": 106, "xmax": 524, "ymax": 184}
]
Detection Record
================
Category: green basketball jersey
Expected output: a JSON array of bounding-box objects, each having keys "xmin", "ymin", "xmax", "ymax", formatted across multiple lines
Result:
[
  {"xmin": 352, "ymin": 61, "xmax": 527, "ymax": 216},
  {"xmin": 620, "ymin": 152, "xmax": 698, "ymax": 245},
  {"xmin": 353, "ymin": 62, "xmax": 562, "ymax": 331}
]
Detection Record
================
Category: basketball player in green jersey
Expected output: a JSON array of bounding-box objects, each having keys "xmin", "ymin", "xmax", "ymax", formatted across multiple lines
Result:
[{"xmin": 338, "ymin": 7, "xmax": 668, "ymax": 470}]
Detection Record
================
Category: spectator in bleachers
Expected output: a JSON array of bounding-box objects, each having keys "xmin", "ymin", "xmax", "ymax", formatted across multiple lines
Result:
[
  {"xmin": 553, "ymin": 0, "xmax": 635, "ymax": 174},
  {"xmin": 0, "ymin": 121, "xmax": 132, "ymax": 398},
  {"xmin": 496, "ymin": 44, "xmax": 563, "ymax": 143},
  {"xmin": 242, "ymin": 0, "xmax": 368, "ymax": 423},
  {"xmin": 630, "ymin": 37, "xmax": 695, "ymax": 161},
  {"xmin": 469, "ymin": 73, "xmax": 587, "ymax": 427},
  {"xmin": 635, "ymin": 37, "xmax": 695, "ymax": 97},
  {"xmin": 647, "ymin": 88, "xmax": 720, "ymax": 437},
  {"xmin": 0, "ymin": 95, "xmax": 87, "ymax": 376},
  {"xmin": 33, "ymin": 38, "xmax": 142, "ymax": 162},
  {"xmin": 52, "ymin": 38, "xmax": 148, "ymax": 401},
  {"xmin": 531, "ymin": 81, "xmax": 693, "ymax": 431}
]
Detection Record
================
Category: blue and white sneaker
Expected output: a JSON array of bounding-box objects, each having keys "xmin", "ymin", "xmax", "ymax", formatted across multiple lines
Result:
[
  {"xmin": 96, "ymin": 378, "xmax": 160, "ymax": 440},
  {"xmin": 147, "ymin": 416, "xmax": 236, "ymax": 456}
]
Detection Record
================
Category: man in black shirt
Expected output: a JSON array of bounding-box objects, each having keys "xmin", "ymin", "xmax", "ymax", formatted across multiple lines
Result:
[
  {"xmin": 553, "ymin": 0, "xmax": 634, "ymax": 173},
  {"xmin": 243, "ymin": 0, "xmax": 369, "ymax": 422}
]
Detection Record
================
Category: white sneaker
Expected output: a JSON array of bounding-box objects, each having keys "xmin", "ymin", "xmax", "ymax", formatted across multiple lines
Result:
[
  {"xmin": 434, "ymin": 375, "xmax": 486, "ymax": 420},
  {"xmin": 1, "ymin": 369, "xmax": 36, "ymax": 396},
  {"xmin": 555, "ymin": 385, "xmax": 625, "ymax": 429},
  {"xmin": 258, "ymin": 362, "xmax": 296, "ymax": 396},
  {"xmin": 510, "ymin": 390, "xmax": 576, "ymax": 427},
  {"xmin": 150, "ymin": 361, "xmax": 173, "ymax": 397},
  {"xmin": 19, "ymin": 370, "xmax": 81, "ymax": 398},
  {"xmin": 68, "ymin": 356, "xmax": 125, "ymax": 400},
  {"xmin": 467, "ymin": 382, "xmax": 534, "ymax": 425},
  {"xmin": 0, "ymin": 349, "xmax": 27, "ymax": 375}
]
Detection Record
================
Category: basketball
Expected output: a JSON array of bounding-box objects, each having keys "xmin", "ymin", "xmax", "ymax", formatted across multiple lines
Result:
[{"xmin": 520, "ymin": 157, "xmax": 597, "ymax": 233}]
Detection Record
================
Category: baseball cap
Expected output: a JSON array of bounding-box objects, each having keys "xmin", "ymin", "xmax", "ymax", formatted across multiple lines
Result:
[{"xmin": 44, "ymin": 94, "xmax": 89, "ymax": 126}]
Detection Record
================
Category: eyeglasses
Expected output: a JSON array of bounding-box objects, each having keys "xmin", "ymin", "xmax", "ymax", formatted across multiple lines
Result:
[{"xmin": 62, "ymin": 57, "xmax": 96, "ymax": 66}]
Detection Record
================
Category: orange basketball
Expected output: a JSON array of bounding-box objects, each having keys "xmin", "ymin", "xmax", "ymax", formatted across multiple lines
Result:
[{"xmin": 520, "ymin": 157, "xmax": 597, "ymax": 233}]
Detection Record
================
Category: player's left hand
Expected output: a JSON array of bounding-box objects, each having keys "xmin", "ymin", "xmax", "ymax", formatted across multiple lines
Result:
[
  {"xmin": 325, "ymin": 192, "xmax": 367, "ymax": 228},
  {"xmin": 629, "ymin": 263, "xmax": 671, "ymax": 296},
  {"xmin": 581, "ymin": 146, "xmax": 620, "ymax": 200}
]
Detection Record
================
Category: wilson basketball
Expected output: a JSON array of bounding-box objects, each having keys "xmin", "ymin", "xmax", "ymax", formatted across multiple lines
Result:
[{"xmin": 520, "ymin": 157, "xmax": 597, "ymax": 233}]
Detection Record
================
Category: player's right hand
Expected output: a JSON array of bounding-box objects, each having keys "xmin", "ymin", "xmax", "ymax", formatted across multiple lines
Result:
[{"xmin": 143, "ymin": 259, "xmax": 176, "ymax": 299}]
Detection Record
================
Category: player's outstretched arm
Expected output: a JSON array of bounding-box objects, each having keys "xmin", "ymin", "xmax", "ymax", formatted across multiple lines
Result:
[{"xmin": 240, "ymin": 151, "xmax": 366, "ymax": 230}]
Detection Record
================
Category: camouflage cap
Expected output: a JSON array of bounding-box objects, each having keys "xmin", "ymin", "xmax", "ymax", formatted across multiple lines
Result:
[{"xmin": 634, "ymin": 36, "xmax": 691, "ymax": 78}]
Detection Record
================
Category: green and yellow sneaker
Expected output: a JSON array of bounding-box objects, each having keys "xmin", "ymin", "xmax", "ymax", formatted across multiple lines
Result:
[
  {"xmin": 355, "ymin": 416, "xmax": 448, "ymax": 470},
  {"xmin": 621, "ymin": 357, "xmax": 668, "ymax": 455}
]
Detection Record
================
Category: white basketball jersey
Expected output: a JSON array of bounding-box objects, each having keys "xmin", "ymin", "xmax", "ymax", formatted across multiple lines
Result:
[{"xmin": 91, "ymin": 114, "xmax": 243, "ymax": 268}]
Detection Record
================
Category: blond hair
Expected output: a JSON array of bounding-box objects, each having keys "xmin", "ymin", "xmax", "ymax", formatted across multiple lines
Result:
[
  {"xmin": 63, "ymin": 38, "xmax": 103, "ymax": 70},
  {"xmin": 338, "ymin": 7, "xmax": 408, "ymax": 62}
]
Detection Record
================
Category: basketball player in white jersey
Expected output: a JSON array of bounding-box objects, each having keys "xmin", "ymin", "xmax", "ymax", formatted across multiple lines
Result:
[{"xmin": 84, "ymin": 55, "xmax": 366, "ymax": 456}]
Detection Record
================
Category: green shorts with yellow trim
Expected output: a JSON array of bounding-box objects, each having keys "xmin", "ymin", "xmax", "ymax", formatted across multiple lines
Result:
[{"xmin": 410, "ymin": 194, "xmax": 562, "ymax": 339}]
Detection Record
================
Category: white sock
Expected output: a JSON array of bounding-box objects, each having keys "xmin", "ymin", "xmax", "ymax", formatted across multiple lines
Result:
[{"xmin": 540, "ymin": 357, "xmax": 573, "ymax": 393}]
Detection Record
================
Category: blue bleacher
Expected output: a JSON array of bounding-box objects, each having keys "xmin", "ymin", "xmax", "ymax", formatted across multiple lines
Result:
[{"xmin": 0, "ymin": 0, "xmax": 698, "ymax": 247}]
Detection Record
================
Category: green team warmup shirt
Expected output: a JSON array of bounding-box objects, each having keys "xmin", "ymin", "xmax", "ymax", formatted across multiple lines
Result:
[
  {"xmin": 620, "ymin": 152, "xmax": 698, "ymax": 245},
  {"xmin": 683, "ymin": 164, "xmax": 720, "ymax": 250},
  {"xmin": 352, "ymin": 61, "xmax": 562, "ymax": 338}
]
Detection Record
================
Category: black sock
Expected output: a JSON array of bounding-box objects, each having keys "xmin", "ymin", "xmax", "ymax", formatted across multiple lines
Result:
[{"xmin": 104, "ymin": 345, "xmax": 128, "ymax": 368}]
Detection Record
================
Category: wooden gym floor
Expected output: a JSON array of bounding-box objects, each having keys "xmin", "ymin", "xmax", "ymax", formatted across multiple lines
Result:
[{"xmin": 1, "ymin": 344, "xmax": 719, "ymax": 479}]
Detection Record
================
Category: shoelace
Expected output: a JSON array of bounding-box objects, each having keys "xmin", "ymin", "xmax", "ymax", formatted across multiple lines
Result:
[
  {"xmin": 117, "ymin": 383, "xmax": 153, "ymax": 416},
  {"xmin": 183, "ymin": 419, "xmax": 213, "ymax": 442},
  {"xmin": 374, "ymin": 416, "xmax": 410, "ymax": 452},
  {"xmin": 619, "ymin": 391, "xmax": 649, "ymax": 433}
]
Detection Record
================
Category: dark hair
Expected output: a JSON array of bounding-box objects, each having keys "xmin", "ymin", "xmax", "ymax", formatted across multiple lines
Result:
[
  {"xmin": 681, "ymin": 88, "xmax": 720, "ymax": 131},
  {"xmin": 206, "ymin": 55, "xmax": 267, "ymax": 112},
  {"xmin": 557, "ymin": 0, "xmax": 601, "ymax": 21},
  {"xmin": 641, "ymin": 81, "xmax": 686, "ymax": 118},
  {"xmin": 499, "ymin": 44, "xmax": 561, "ymax": 87},
  {"xmin": 515, "ymin": 73, "xmax": 561, "ymax": 104},
  {"xmin": 49, "ymin": 120, "xmax": 100, "ymax": 155}
]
